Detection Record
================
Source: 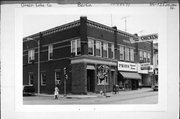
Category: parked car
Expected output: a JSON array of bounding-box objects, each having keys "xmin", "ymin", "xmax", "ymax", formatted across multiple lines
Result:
[
  {"xmin": 23, "ymin": 85, "xmax": 35, "ymax": 96},
  {"xmin": 152, "ymin": 84, "xmax": 158, "ymax": 91}
]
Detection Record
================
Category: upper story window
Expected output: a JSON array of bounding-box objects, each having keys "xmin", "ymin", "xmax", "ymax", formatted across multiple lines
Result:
[
  {"xmin": 95, "ymin": 41, "xmax": 102, "ymax": 57},
  {"xmin": 71, "ymin": 39, "xmax": 81, "ymax": 56},
  {"xmin": 139, "ymin": 51, "xmax": 143, "ymax": 61},
  {"xmin": 143, "ymin": 52, "xmax": 147, "ymax": 62},
  {"xmin": 147, "ymin": 52, "xmax": 151, "ymax": 63},
  {"xmin": 28, "ymin": 72, "xmax": 34, "ymax": 85},
  {"xmin": 120, "ymin": 46, "xmax": 124, "ymax": 60},
  {"xmin": 41, "ymin": 72, "xmax": 47, "ymax": 86},
  {"xmin": 103, "ymin": 42, "xmax": 108, "ymax": 58},
  {"xmin": 108, "ymin": 43, "xmax": 114, "ymax": 59},
  {"xmin": 48, "ymin": 44, "xmax": 53, "ymax": 60},
  {"xmin": 28, "ymin": 49, "xmax": 35, "ymax": 63},
  {"xmin": 77, "ymin": 39, "xmax": 81, "ymax": 55},
  {"xmin": 130, "ymin": 48, "xmax": 134, "ymax": 62},
  {"xmin": 117, "ymin": 45, "xmax": 120, "ymax": 60},
  {"xmin": 88, "ymin": 39, "xmax": 94, "ymax": 56},
  {"xmin": 125, "ymin": 47, "xmax": 130, "ymax": 61}
]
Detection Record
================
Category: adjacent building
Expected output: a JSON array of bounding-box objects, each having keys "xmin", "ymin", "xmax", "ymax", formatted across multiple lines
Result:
[{"xmin": 23, "ymin": 17, "xmax": 154, "ymax": 94}]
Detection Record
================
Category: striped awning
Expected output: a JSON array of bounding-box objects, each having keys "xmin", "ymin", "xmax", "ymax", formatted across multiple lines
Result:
[{"xmin": 119, "ymin": 72, "xmax": 141, "ymax": 79}]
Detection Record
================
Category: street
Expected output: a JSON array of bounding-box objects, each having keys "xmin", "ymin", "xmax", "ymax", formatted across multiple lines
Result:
[{"xmin": 23, "ymin": 88, "xmax": 158, "ymax": 105}]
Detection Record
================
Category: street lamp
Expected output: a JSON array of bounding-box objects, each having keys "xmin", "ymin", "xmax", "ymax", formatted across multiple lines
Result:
[{"xmin": 26, "ymin": 32, "xmax": 41, "ymax": 95}]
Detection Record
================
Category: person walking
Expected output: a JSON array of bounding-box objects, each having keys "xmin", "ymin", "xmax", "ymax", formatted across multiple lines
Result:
[{"xmin": 54, "ymin": 86, "xmax": 59, "ymax": 99}]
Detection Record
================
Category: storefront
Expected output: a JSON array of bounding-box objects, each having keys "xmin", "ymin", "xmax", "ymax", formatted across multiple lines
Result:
[
  {"xmin": 71, "ymin": 58, "xmax": 117, "ymax": 94},
  {"xmin": 138, "ymin": 63, "xmax": 154, "ymax": 87},
  {"xmin": 117, "ymin": 61, "xmax": 141, "ymax": 90}
]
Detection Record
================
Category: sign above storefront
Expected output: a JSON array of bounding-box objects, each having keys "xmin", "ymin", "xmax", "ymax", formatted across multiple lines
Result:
[
  {"xmin": 138, "ymin": 63, "xmax": 153, "ymax": 74},
  {"xmin": 130, "ymin": 33, "xmax": 158, "ymax": 43},
  {"xmin": 118, "ymin": 61, "xmax": 137, "ymax": 72}
]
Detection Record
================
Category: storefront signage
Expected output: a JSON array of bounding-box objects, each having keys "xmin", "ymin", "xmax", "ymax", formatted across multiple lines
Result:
[
  {"xmin": 118, "ymin": 61, "xmax": 137, "ymax": 72},
  {"xmin": 130, "ymin": 33, "xmax": 158, "ymax": 43},
  {"xmin": 138, "ymin": 63, "xmax": 153, "ymax": 74}
]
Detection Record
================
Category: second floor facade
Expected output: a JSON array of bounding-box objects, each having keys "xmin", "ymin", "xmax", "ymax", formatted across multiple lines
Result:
[{"xmin": 23, "ymin": 17, "xmax": 153, "ymax": 66}]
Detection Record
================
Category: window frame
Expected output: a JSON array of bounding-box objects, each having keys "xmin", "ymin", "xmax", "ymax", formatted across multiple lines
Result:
[
  {"xmin": 130, "ymin": 48, "xmax": 134, "ymax": 62},
  {"xmin": 55, "ymin": 70, "xmax": 61, "ymax": 85},
  {"xmin": 41, "ymin": 72, "xmax": 47, "ymax": 86},
  {"xmin": 95, "ymin": 40, "xmax": 102, "ymax": 57},
  {"xmin": 28, "ymin": 72, "xmax": 34, "ymax": 86},
  {"xmin": 88, "ymin": 38, "xmax": 94, "ymax": 56},
  {"xmin": 71, "ymin": 39, "xmax": 81, "ymax": 56},
  {"xmin": 28, "ymin": 49, "xmax": 35, "ymax": 63},
  {"xmin": 125, "ymin": 47, "xmax": 130, "ymax": 61},
  {"xmin": 48, "ymin": 44, "xmax": 53, "ymax": 60},
  {"xmin": 103, "ymin": 42, "xmax": 108, "ymax": 58},
  {"xmin": 120, "ymin": 46, "xmax": 124, "ymax": 60}
]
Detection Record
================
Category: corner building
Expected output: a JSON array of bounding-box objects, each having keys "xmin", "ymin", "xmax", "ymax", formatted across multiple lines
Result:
[{"xmin": 23, "ymin": 17, "xmax": 153, "ymax": 94}]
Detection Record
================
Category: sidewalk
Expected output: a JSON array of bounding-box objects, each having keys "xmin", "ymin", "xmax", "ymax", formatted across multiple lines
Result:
[{"xmin": 36, "ymin": 88, "xmax": 153, "ymax": 99}]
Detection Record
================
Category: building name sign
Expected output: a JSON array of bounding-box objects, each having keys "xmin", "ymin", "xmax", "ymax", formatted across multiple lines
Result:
[{"xmin": 118, "ymin": 61, "xmax": 137, "ymax": 72}]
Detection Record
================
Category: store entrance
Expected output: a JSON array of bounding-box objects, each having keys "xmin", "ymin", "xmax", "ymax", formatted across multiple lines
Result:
[
  {"xmin": 131, "ymin": 80, "xmax": 138, "ymax": 90},
  {"xmin": 87, "ymin": 70, "xmax": 95, "ymax": 92}
]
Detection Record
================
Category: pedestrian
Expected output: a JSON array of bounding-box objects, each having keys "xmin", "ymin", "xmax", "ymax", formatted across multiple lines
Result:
[{"xmin": 54, "ymin": 86, "xmax": 59, "ymax": 99}]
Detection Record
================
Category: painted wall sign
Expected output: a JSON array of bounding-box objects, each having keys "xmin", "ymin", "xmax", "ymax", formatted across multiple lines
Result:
[{"xmin": 118, "ymin": 61, "xmax": 137, "ymax": 72}]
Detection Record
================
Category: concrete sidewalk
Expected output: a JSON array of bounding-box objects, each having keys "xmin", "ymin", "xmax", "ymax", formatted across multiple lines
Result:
[{"xmin": 35, "ymin": 88, "xmax": 153, "ymax": 99}]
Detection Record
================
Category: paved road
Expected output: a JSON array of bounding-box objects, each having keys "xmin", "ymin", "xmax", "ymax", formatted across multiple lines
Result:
[{"xmin": 23, "ymin": 89, "xmax": 158, "ymax": 105}]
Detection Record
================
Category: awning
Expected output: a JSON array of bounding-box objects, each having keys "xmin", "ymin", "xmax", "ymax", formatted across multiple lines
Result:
[{"xmin": 119, "ymin": 72, "xmax": 141, "ymax": 79}]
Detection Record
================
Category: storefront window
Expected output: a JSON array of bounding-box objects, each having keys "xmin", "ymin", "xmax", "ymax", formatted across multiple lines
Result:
[
  {"xmin": 103, "ymin": 42, "xmax": 108, "ymax": 58},
  {"xmin": 41, "ymin": 72, "xmax": 47, "ymax": 86},
  {"xmin": 120, "ymin": 46, "xmax": 124, "ymax": 60},
  {"xmin": 29, "ymin": 72, "xmax": 34, "ymax": 85},
  {"xmin": 55, "ymin": 71, "xmax": 61, "ymax": 85},
  {"xmin": 130, "ymin": 48, "xmax": 134, "ymax": 61},
  {"xmin": 95, "ymin": 41, "xmax": 102, "ymax": 57},
  {"xmin": 125, "ymin": 47, "xmax": 130, "ymax": 61},
  {"xmin": 88, "ymin": 39, "xmax": 94, "ymax": 55},
  {"xmin": 97, "ymin": 65, "xmax": 109, "ymax": 85}
]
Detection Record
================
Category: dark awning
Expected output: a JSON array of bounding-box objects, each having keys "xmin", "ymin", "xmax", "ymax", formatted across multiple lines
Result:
[{"xmin": 119, "ymin": 72, "xmax": 141, "ymax": 79}]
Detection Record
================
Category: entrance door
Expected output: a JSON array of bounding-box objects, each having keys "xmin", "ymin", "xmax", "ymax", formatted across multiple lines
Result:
[{"xmin": 87, "ymin": 70, "xmax": 95, "ymax": 92}]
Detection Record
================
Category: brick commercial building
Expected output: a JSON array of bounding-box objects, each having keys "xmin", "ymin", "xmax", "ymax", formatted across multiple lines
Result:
[{"xmin": 23, "ymin": 17, "xmax": 154, "ymax": 94}]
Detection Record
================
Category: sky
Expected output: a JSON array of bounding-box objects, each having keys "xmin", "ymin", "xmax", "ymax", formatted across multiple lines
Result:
[{"xmin": 23, "ymin": 7, "xmax": 166, "ymax": 43}]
